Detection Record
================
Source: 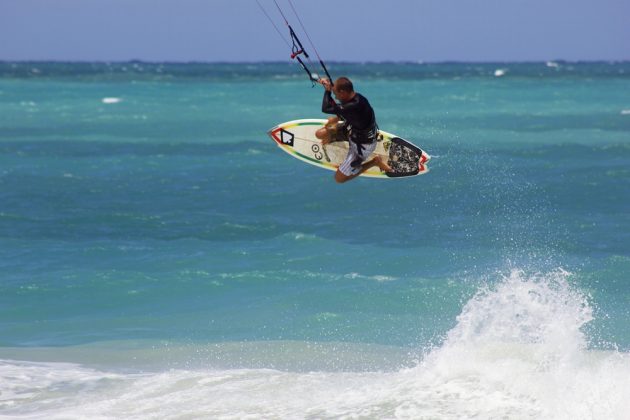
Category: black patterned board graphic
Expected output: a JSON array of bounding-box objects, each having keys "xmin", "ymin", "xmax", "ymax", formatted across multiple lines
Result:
[{"xmin": 387, "ymin": 137, "xmax": 423, "ymax": 177}]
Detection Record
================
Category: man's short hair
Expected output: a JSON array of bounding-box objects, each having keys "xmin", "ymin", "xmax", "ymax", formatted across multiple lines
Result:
[{"xmin": 335, "ymin": 77, "xmax": 354, "ymax": 93}]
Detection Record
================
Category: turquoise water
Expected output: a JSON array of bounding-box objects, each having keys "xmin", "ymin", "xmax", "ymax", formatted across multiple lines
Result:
[{"xmin": 1, "ymin": 62, "xmax": 629, "ymax": 418}]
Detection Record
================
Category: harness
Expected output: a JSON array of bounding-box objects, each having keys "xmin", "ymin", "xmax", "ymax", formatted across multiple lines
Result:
[
  {"xmin": 348, "ymin": 124, "xmax": 379, "ymax": 168},
  {"xmin": 348, "ymin": 124, "xmax": 379, "ymax": 144}
]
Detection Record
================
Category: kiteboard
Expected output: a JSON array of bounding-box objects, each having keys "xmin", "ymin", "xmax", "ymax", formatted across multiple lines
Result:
[{"xmin": 268, "ymin": 119, "xmax": 431, "ymax": 179}]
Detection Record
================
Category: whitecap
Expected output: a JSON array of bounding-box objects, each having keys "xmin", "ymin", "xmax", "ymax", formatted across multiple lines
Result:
[
  {"xmin": 546, "ymin": 61, "xmax": 560, "ymax": 68},
  {"xmin": 292, "ymin": 232, "xmax": 316, "ymax": 240},
  {"xmin": 343, "ymin": 272, "xmax": 397, "ymax": 282},
  {"xmin": 102, "ymin": 97, "xmax": 122, "ymax": 104},
  {"xmin": 410, "ymin": 268, "xmax": 630, "ymax": 419},
  {"xmin": 371, "ymin": 275, "xmax": 397, "ymax": 282},
  {"xmin": 494, "ymin": 68, "xmax": 507, "ymax": 77},
  {"xmin": 621, "ymin": 109, "xmax": 630, "ymax": 115}
]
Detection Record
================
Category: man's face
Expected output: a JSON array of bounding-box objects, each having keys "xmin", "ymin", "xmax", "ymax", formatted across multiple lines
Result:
[{"xmin": 332, "ymin": 86, "xmax": 352, "ymax": 102}]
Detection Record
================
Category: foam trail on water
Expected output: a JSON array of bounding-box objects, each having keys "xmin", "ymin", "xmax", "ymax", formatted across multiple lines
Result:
[{"xmin": 1, "ymin": 270, "xmax": 629, "ymax": 419}]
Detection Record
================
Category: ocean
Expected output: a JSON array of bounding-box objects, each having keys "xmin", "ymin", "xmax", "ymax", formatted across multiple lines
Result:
[{"xmin": 0, "ymin": 61, "xmax": 629, "ymax": 419}]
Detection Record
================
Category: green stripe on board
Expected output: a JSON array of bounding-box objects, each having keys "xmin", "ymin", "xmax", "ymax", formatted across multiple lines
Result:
[{"xmin": 294, "ymin": 150, "xmax": 330, "ymax": 166}]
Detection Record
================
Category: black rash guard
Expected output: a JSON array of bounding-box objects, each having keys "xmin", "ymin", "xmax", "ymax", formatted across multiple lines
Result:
[{"xmin": 322, "ymin": 91, "xmax": 377, "ymax": 143}]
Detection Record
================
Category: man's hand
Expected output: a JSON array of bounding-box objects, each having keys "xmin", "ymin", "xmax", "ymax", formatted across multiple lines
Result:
[{"xmin": 319, "ymin": 78, "xmax": 332, "ymax": 92}]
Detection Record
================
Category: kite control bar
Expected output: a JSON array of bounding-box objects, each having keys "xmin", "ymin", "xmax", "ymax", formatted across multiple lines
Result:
[{"xmin": 257, "ymin": 0, "xmax": 333, "ymax": 86}]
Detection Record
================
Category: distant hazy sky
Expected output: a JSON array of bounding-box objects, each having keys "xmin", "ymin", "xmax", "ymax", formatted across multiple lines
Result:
[{"xmin": 1, "ymin": 0, "xmax": 629, "ymax": 62}]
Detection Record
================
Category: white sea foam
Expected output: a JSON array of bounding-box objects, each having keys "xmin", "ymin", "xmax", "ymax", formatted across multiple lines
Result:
[
  {"xmin": 494, "ymin": 68, "xmax": 507, "ymax": 77},
  {"xmin": 410, "ymin": 269, "xmax": 630, "ymax": 419},
  {"xmin": 1, "ymin": 270, "xmax": 629, "ymax": 419},
  {"xmin": 621, "ymin": 109, "xmax": 630, "ymax": 115},
  {"xmin": 101, "ymin": 97, "xmax": 122, "ymax": 104},
  {"xmin": 343, "ymin": 272, "xmax": 398, "ymax": 282},
  {"xmin": 291, "ymin": 232, "xmax": 318, "ymax": 241}
]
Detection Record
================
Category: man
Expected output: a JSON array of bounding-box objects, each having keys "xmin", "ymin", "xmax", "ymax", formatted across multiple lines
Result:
[{"xmin": 315, "ymin": 77, "xmax": 391, "ymax": 183}]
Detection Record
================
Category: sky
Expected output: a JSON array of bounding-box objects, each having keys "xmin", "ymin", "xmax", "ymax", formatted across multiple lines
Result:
[{"xmin": 1, "ymin": 0, "xmax": 629, "ymax": 62}]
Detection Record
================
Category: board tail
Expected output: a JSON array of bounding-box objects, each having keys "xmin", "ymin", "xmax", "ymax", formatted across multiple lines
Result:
[{"xmin": 385, "ymin": 137, "xmax": 430, "ymax": 177}]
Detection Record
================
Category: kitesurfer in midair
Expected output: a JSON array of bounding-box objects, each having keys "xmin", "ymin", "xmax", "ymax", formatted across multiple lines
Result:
[{"xmin": 316, "ymin": 77, "xmax": 392, "ymax": 183}]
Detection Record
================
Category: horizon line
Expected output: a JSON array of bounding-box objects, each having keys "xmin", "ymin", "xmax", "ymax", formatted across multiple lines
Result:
[{"xmin": 1, "ymin": 59, "xmax": 629, "ymax": 65}]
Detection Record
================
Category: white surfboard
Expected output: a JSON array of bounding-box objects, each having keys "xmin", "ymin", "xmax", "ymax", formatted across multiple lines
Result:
[{"xmin": 268, "ymin": 119, "xmax": 430, "ymax": 178}]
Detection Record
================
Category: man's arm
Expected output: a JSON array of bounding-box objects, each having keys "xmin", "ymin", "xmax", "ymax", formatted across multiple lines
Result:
[
  {"xmin": 319, "ymin": 78, "xmax": 341, "ymax": 115},
  {"xmin": 322, "ymin": 90, "xmax": 339, "ymax": 115}
]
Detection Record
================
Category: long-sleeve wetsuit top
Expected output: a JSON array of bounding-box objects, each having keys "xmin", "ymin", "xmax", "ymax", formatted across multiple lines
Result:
[{"xmin": 322, "ymin": 91, "xmax": 377, "ymax": 143}]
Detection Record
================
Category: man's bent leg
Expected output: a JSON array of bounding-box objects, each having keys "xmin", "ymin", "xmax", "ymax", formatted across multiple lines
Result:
[
  {"xmin": 315, "ymin": 128, "xmax": 327, "ymax": 141},
  {"xmin": 334, "ymin": 156, "xmax": 391, "ymax": 183}
]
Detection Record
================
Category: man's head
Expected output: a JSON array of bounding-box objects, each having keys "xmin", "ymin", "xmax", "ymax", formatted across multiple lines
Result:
[{"xmin": 332, "ymin": 77, "xmax": 355, "ymax": 102}]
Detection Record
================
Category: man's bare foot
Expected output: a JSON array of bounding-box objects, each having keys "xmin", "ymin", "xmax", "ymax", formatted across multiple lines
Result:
[{"xmin": 373, "ymin": 155, "xmax": 392, "ymax": 172}]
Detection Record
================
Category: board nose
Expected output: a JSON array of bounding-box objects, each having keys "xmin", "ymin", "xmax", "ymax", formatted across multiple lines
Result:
[{"xmin": 268, "ymin": 126, "xmax": 281, "ymax": 143}]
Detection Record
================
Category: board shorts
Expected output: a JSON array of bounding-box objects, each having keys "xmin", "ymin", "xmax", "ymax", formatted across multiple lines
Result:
[{"xmin": 338, "ymin": 138, "xmax": 378, "ymax": 176}]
